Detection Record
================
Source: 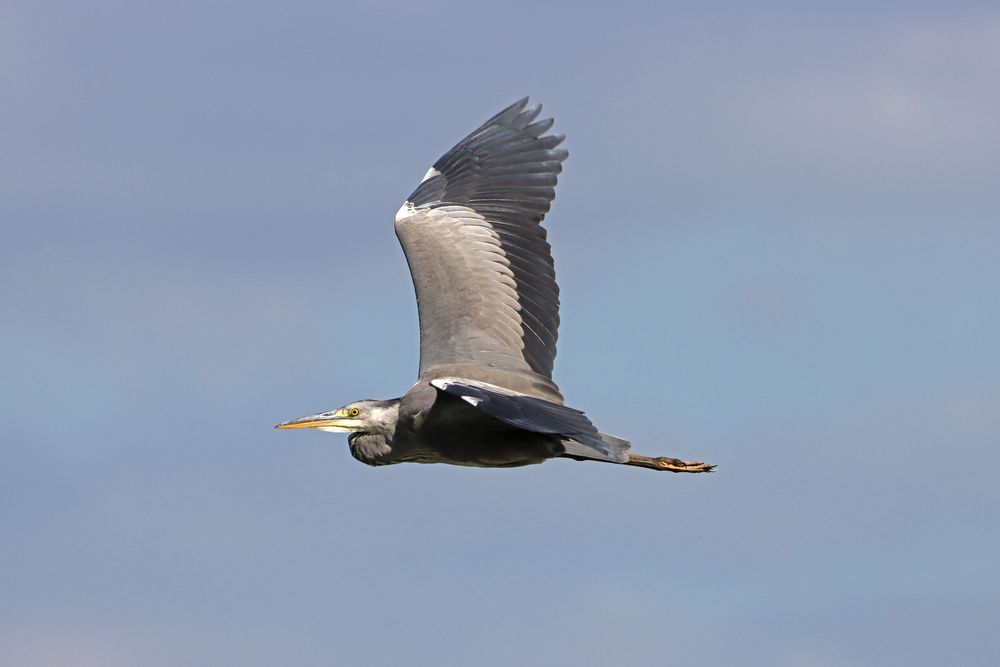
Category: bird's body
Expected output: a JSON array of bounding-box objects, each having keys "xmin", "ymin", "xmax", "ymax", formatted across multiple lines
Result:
[
  {"xmin": 347, "ymin": 385, "xmax": 561, "ymax": 468},
  {"xmin": 278, "ymin": 99, "xmax": 714, "ymax": 474}
]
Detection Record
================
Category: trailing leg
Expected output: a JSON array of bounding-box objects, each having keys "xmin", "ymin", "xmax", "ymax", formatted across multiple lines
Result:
[{"xmin": 625, "ymin": 453, "xmax": 716, "ymax": 473}]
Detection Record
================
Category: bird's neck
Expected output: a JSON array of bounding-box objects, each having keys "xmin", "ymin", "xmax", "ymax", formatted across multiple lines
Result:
[
  {"xmin": 368, "ymin": 399, "xmax": 400, "ymax": 440},
  {"xmin": 348, "ymin": 432, "xmax": 393, "ymax": 466}
]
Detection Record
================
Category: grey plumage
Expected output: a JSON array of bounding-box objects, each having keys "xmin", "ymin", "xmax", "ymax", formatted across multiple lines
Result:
[
  {"xmin": 277, "ymin": 98, "xmax": 715, "ymax": 475},
  {"xmin": 395, "ymin": 97, "xmax": 565, "ymax": 401}
]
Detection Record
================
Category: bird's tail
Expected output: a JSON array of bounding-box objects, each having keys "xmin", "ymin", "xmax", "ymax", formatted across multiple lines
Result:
[
  {"xmin": 560, "ymin": 432, "xmax": 630, "ymax": 464},
  {"xmin": 598, "ymin": 433, "xmax": 631, "ymax": 462}
]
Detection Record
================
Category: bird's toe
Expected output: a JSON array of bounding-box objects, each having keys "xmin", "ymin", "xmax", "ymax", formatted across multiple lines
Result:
[{"xmin": 655, "ymin": 457, "xmax": 716, "ymax": 473}]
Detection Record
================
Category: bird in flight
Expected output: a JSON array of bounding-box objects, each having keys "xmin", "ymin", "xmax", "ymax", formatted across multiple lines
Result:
[{"xmin": 277, "ymin": 98, "xmax": 715, "ymax": 474}]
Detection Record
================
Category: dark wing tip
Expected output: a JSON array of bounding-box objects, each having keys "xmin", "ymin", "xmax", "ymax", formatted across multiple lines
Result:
[
  {"xmin": 526, "ymin": 117, "xmax": 554, "ymax": 137},
  {"xmin": 408, "ymin": 98, "xmax": 567, "ymax": 207},
  {"xmin": 520, "ymin": 103, "xmax": 543, "ymax": 126},
  {"xmin": 490, "ymin": 97, "xmax": 531, "ymax": 126},
  {"xmin": 511, "ymin": 95, "xmax": 530, "ymax": 110},
  {"xmin": 482, "ymin": 97, "xmax": 559, "ymax": 138}
]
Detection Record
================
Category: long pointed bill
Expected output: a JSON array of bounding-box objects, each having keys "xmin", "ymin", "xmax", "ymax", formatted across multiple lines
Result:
[{"xmin": 275, "ymin": 411, "xmax": 363, "ymax": 432}]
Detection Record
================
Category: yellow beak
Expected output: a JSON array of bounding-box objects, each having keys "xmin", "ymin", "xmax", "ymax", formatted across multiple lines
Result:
[{"xmin": 275, "ymin": 410, "xmax": 361, "ymax": 432}]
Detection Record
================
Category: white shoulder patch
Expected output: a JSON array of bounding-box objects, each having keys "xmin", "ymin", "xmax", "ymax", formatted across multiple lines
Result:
[
  {"xmin": 395, "ymin": 201, "xmax": 418, "ymax": 223},
  {"xmin": 431, "ymin": 377, "xmax": 523, "ymax": 398},
  {"xmin": 421, "ymin": 167, "xmax": 441, "ymax": 182},
  {"xmin": 430, "ymin": 379, "xmax": 484, "ymax": 406}
]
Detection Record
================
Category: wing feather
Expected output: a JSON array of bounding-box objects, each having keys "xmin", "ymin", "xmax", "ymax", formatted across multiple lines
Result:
[{"xmin": 394, "ymin": 98, "xmax": 568, "ymax": 401}]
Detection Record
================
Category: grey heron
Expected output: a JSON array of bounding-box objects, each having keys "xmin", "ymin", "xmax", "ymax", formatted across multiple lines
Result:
[{"xmin": 277, "ymin": 98, "xmax": 715, "ymax": 474}]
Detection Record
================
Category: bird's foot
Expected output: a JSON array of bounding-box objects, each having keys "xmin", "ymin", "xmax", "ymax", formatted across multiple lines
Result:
[
  {"xmin": 628, "ymin": 453, "xmax": 716, "ymax": 473},
  {"xmin": 655, "ymin": 457, "xmax": 716, "ymax": 473}
]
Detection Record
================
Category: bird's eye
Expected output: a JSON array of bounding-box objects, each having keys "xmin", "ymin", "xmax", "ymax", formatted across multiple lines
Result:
[{"xmin": 349, "ymin": 408, "xmax": 360, "ymax": 417}]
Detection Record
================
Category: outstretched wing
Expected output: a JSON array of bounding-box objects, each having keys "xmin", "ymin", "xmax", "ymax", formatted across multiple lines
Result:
[
  {"xmin": 394, "ymin": 98, "xmax": 568, "ymax": 402},
  {"xmin": 431, "ymin": 378, "xmax": 629, "ymax": 463}
]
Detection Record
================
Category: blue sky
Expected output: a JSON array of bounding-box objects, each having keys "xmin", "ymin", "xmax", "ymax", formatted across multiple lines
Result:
[{"xmin": 3, "ymin": 1, "xmax": 999, "ymax": 665}]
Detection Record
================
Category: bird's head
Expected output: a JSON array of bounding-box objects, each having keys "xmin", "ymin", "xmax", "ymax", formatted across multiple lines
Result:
[{"xmin": 275, "ymin": 399, "xmax": 399, "ymax": 436}]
